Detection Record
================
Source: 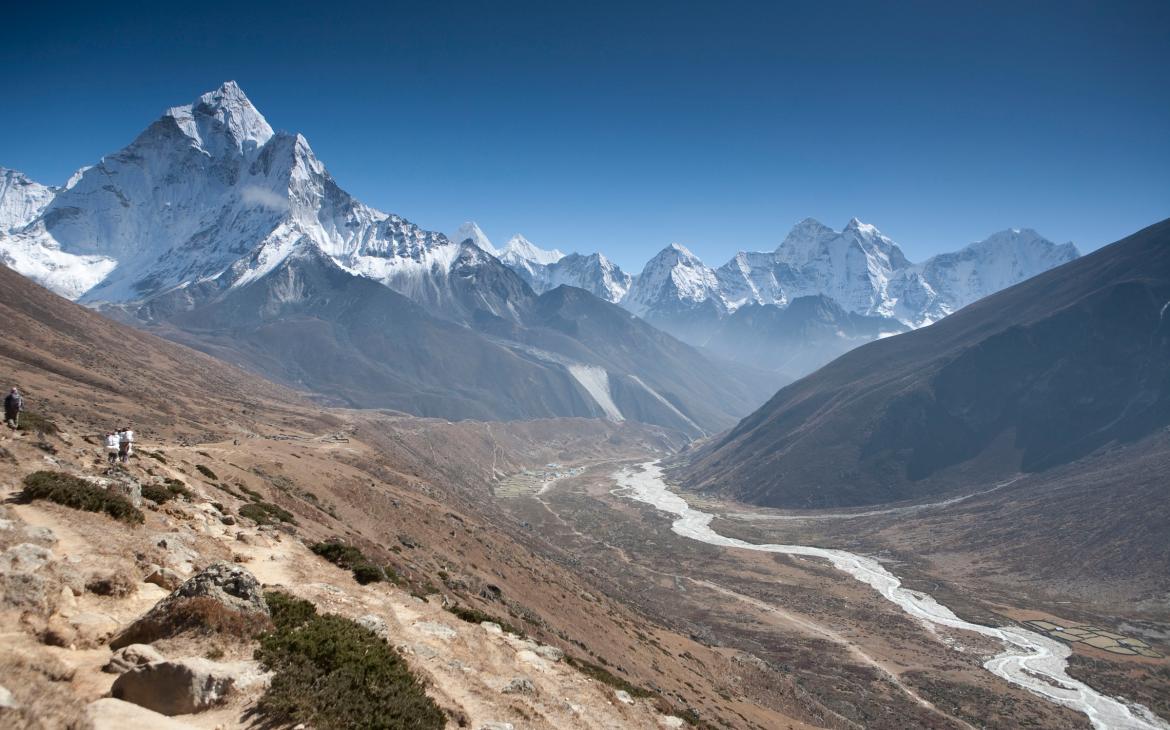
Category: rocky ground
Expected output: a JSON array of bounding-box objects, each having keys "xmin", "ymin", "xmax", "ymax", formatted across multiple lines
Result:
[{"xmin": 0, "ymin": 420, "xmax": 702, "ymax": 729}]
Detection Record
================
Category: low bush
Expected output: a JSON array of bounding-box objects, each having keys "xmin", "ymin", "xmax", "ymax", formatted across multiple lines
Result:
[
  {"xmin": 145, "ymin": 450, "xmax": 167, "ymax": 463},
  {"xmin": 238, "ymin": 484, "xmax": 265, "ymax": 502},
  {"xmin": 142, "ymin": 479, "xmax": 194, "ymax": 504},
  {"xmin": 163, "ymin": 479, "xmax": 193, "ymax": 499},
  {"xmin": 17, "ymin": 411, "xmax": 58, "ymax": 436},
  {"xmin": 255, "ymin": 592, "xmax": 445, "ymax": 730},
  {"xmin": 444, "ymin": 604, "xmax": 521, "ymax": 637},
  {"xmin": 141, "ymin": 483, "xmax": 174, "ymax": 504},
  {"xmin": 239, "ymin": 502, "xmax": 296, "ymax": 526},
  {"xmin": 195, "ymin": 464, "xmax": 219, "ymax": 481},
  {"xmin": 309, "ymin": 542, "xmax": 387, "ymax": 585},
  {"xmin": 21, "ymin": 471, "xmax": 144, "ymax": 525}
]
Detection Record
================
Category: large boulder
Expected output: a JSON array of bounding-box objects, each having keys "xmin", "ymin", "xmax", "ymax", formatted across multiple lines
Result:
[
  {"xmin": 110, "ymin": 562, "xmax": 269, "ymax": 649},
  {"xmin": 110, "ymin": 658, "xmax": 239, "ymax": 715}
]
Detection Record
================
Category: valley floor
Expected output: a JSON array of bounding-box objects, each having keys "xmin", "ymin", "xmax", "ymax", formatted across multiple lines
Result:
[{"xmin": 496, "ymin": 458, "xmax": 1170, "ymax": 730}]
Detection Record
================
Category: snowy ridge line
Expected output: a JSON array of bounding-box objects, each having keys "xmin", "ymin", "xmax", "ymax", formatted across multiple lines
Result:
[{"xmin": 614, "ymin": 461, "xmax": 1169, "ymax": 730}]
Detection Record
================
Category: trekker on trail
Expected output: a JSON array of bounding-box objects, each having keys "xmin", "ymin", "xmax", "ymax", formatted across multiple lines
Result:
[
  {"xmin": 105, "ymin": 431, "xmax": 120, "ymax": 464},
  {"xmin": 4, "ymin": 388, "xmax": 22, "ymax": 429},
  {"xmin": 118, "ymin": 426, "xmax": 135, "ymax": 464}
]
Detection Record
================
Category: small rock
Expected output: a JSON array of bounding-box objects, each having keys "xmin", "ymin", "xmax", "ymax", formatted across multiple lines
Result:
[
  {"xmin": 480, "ymin": 621, "xmax": 503, "ymax": 635},
  {"xmin": 1, "ymin": 572, "xmax": 52, "ymax": 613},
  {"xmin": 514, "ymin": 649, "xmax": 548, "ymax": 668},
  {"xmin": 502, "ymin": 676, "xmax": 535, "ymax": 695},
  {"xmin": 534, "ymin": 644, "xmax": 564, "ymax": 662},
  {"xmin": 58, "ymin": 584, "xmax": 77, "ymax": 612},
  {"xmin": 68, "ymin": 611, "xmax": 121, "ymax": 648},
  {"xmin": 0, "ymin": 685, "xmax": 18, "ymax": 710},
  {"xmin": 614, "ymin": 689, "xmax": 634, "ymax": 705},
  {"xmin": 21, "ymin": 525, "xmax": 57, "ymax": 546},
  {"xmin": 111, "ymin": 658, "xmax": 239, "ymax": 715},
  {"xmin": 413, "ymin": 621, "xmax": 457, "ymax": 640},
  {"xmin": 409, "ymin": 643, "xmax": 438, "ymax": 659},
  {"xmin": 104, "ymin": 644, "xmax": 165, "ymax": 674},
  {"xmin": 357, "ymin": 614, "xmax": 389, "ymax": 639},
  {"xmin": 1, "ymin": 543, "xmax": 53, "ymax": 572},
  {"xmin": 144, "ymin": 567, "xmax": 183, "ymax": 591},
  {"xmin": 219, "ymin": 515, "xmax": 236, "ymax": 525},
  {"xmin": 478, "ymin": 723, "xmax": 514, "ymax": 730}
]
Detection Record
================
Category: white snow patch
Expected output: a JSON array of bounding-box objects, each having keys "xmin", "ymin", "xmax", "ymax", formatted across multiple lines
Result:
[{"xmin": 567, "ymin": 365, "xmax": 624, "ymax": 421}]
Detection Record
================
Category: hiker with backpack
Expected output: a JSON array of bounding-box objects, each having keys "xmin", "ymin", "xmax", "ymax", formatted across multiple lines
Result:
[
  {"xmin": 118, "ymin": 426, "xmax": 135, "ymax": 463},
  {"xmin": 105, "ymin": 431, "xmax": 120, "ymax": 464},
  {"xmin": 4, "ymin": 388, "xmax": 22, "ymax": 429}
]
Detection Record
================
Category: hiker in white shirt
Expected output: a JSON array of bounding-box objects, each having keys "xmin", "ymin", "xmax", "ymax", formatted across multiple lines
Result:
[
  {"xmin": 118, "ymin": 427, "xmax": 135, "ymax": 464},
  {"xmin": 105, "ymin": 432, "xmax": 120, "ymax": 465}
]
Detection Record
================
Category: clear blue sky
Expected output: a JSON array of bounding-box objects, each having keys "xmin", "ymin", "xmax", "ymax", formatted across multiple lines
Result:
[{"xmin": 2, "ymin": 0, "xmax": 1167, "ymax": 270}]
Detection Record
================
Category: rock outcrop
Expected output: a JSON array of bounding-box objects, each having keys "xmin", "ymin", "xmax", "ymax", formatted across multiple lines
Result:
[{"xmin": 111, "ymin": 562, "xmax": 268, "ymax": 649}]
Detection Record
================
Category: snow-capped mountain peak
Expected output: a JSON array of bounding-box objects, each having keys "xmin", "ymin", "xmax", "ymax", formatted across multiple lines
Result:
[
  {"xmin": 450, "ymin": 221, "xmax": 498, "ymax": 256},
  {"xmin": 899, "ymin": 227, "xmax": 1080, "ymax": 324},
  {"xmin": 500, "ymin": 234, "xmax": 565, "ymax": 266},
  {"xmin": 622, "ymin": 242, "xmax": 724, "ymax": 318},
  {"xmin": 164, "ymin": 80, "xmax": 275, "ymax": 156},
  {"xmin": 0, "ymin": 168, "xmax": 55, "ymax": 233},
  {"xmin": 0, "ymin": 82, "xmax": 465, "ymax": 306}
]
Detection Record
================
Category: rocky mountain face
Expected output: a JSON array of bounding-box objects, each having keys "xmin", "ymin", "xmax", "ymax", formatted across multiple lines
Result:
[
  {"xmin": 0, "ymin": 167, "xmax": 55, "ymax": 233},
  {"xmin": 0, "ymin": 82, "xmax": 781, "ymax": 433},
  {"xmin": 679, "ymin": 218, "xmax": 1170, "ymax": 508}
]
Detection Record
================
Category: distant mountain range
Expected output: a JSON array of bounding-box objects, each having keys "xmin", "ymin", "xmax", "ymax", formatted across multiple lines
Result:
[
  {"xmin": 679, "ymin": 218, "xmax": 1170, "ymax": 508},
  {"xmin": 0, "ymin": 80, "xmax": 1078, "ymax": 424},
  {"xmin": 0, "ymin": 82, "xmax": 778, "ymax": 434},
  {"xmin": 452, "ymin": 218, "xmax": 1078, "ymax": 379}
]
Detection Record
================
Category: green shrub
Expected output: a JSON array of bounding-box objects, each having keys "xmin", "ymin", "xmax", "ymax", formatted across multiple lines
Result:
[
  {"xmin": 142, "ymin": 479, "xmax": 194, "ymax": 504},
  {"xmin": 309, "ymin": 542, "xmax": 387, "ymax": 585},
  {"xmin": 239, "ymin": 502, "xmax": 296, "ymax": 526},
  {"xmin": 351, "ymin": 563, "xmax": 385, "ymax": 585},
  {"xmin": 145, "ymin": 451, "xmax": 167, "ymax": 463},
  {"xmin": 16, "ymin": 411, "xmax": 58, "ymax": 436},
  {"xmin": 195, "ymin": 464, "xmax": 219, "ymax": 481},
  {"xmin": 163, "ymin": 478, "xmax": 193, "ymax": 499},
  {"xmin": 21, "ymin": 471, "xmax": 144, "ymax": 525},
  {"xmin": 255, "ymin": 592, "xmax": 445, "ymax": 730},
  {"xmin": 238, "ymin": 484, "xmax": 265, "ymax": 502},
  {"xmin": 141, "ymin": 483, "xmax": 175, "ymax": 504}
]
